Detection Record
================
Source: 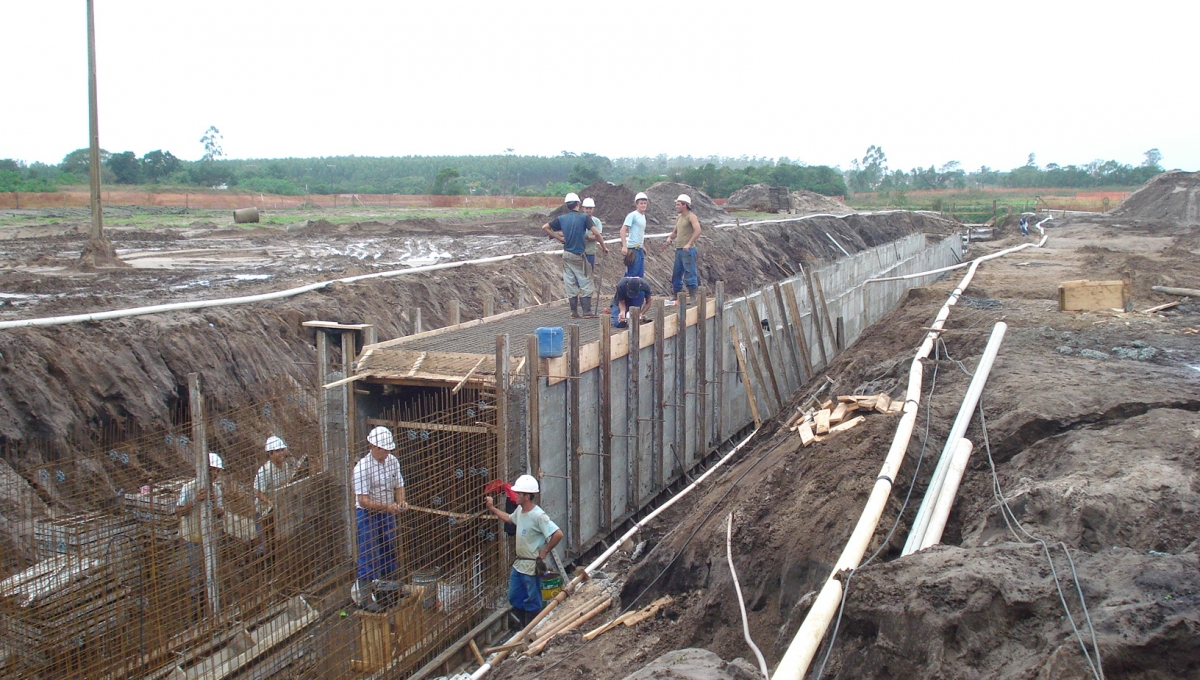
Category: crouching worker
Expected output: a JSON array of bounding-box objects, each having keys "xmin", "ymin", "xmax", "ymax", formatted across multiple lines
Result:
[
  {"xmin": 484, "ymin": 474, "xmax": 563, "ymax": 629},
  {"xmin": 611, "ymin": 275, "xmax": 653, "ymax": 328}
]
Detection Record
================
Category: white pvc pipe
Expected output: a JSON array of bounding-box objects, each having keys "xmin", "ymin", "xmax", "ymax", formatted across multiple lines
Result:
[
  {"xmin": 902, "ymin": 321, "xmax": 1008, "ymax": 556},
  {"xmin": 918, "ymin": 438, "xmax": 974, "ymax": 551},
  {"xmin": 471, "ymin": 429, "xmax": 759, "ymax": 679},
  {"xmin": 728, "ymin": 514, "xmax": 770, "ymax": 678},
  {"xmin": 771, "ymin": 231, "xmax": 1048, "ymax": 680}
]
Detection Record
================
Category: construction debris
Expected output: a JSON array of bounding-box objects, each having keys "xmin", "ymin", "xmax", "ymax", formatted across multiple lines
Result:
[
  {"xmin": 583, "ymin": 595, "xmax": 673, "ymax": 641},
  {"xmin": 789, "ymin": 393, "xmax": 901, "ymax": 447}
]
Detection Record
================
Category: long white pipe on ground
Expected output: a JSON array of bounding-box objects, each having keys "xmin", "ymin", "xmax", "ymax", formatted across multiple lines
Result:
[
  {"xmin": 470, "ymin": 429, "xmax": 759, "ymax": 679},
  {"xmin": 771, "ymin": 233, "xmax": 1048, "ymax": 680},
  {"xmin": 918, "ymin": 438, "xmax": 974, "ymax": 551},
  {"xmin": 902, "ymin": 321, "xmax": 1008, "ymax": 556}
]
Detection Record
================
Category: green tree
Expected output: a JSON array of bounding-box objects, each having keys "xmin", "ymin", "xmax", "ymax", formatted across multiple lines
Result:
[
  {"xmin": 1142, "ymin": 148, "xmax": 1163, "ymax": 169},
  {"xmin": 200, "ymin": 126, "xmax": 224, "ymax": 161},
  {"xmin": 569, "ymin": 162, "xmax": 602, "ymax": 185},
  {"xmin": 432, "ymin": 167, "xmax": 462, "ymax": 195},
  {"xmin": 847, "ymin": 145, "xmax": 888, "ymax": 193},
  {"xmin": 61, "ymin": 147, "xmax": 110, "ymax": 176},
  {"xmin": 105, "ymin": 151, "xmax": 141, "ymax": 184},
  {"xmin": 141, "ymin": 150, "xmax": 180, "ymax": 183}
]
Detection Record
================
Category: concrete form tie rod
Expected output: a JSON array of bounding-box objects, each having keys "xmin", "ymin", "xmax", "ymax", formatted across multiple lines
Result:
[{"xmin": 770, "ymin": 230, "xmax": 1049, "ymax": 680}]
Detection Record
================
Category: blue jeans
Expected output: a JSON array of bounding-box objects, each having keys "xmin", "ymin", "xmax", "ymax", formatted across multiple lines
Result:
[
  {"xmin": 508, "ymin": 567, "xmax": 543, "ymax": 613},
  {"xmin": 672, "ymin": 248, "xmax": 699, "ymax": 293},
  {"xmin": 610, "ymin": 293, "xmax": 646, "ymax": 328},
  {"xmin": 356, "ymin": 508, "xmax": 397, "ymax": 581},
  {"xmin": 585, "ymin": 254, "xmax": 596, "ymax": 267},
  {"xmin": 624, "ymin": 247, "xmax": 645, "ymax": 278}
]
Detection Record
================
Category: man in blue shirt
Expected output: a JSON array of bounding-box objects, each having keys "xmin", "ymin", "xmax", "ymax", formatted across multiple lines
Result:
[
  {"xmin": 611, "ymin": 276, "xmax": 653, "ymax": 328},
  {"xmin": 543, "ymin": 192, "xmax": 608, "ymax": 318},
  {"xmin": 621, "ymin": 192, "xmax": 649, "ymax": 278}
]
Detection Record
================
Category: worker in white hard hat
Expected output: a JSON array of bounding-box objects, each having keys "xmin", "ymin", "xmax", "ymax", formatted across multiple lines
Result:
[
  {"xmin": 621, "ymin": 192, "xmax": 650, "ymax": 278},
  {"xmin": 581, "ymin": 197, "xmax": 604, "ymax": 269},
  {"xmin": 352, "ymin": 426, "xmax": 408, "ymax": 610},
  {"xmin": 661, "ymin": 193, "xmax": 703, "ymax": 299},
  {"xmin": 176, "ymin": 452, "xmax": 226, "ymax": 619},
  {"xmin": 541, "ymin": 192, "xmax": 608, "ymax": 318},
  {"xmin": 484, "ymin": 474, "xmax": 564, "ymax": 629},
  {"xmin": 253, "ymin": 436, "xmax": 293, "ymax": 566}
]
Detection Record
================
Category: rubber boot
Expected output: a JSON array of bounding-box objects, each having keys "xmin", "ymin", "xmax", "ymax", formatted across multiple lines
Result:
[
  {"xmin": 687, "ymin": 286, "xmax": 698, "ymax": 302},
  {"xmin": 581, "ymin": 296, "xmax": 596, "ymax": 318},
  {"xmin": 508, "ymin": 609, "xmax": 523, "ymax": 631},
  {"xmin": 569, "ymin": 297, "xmax": 580, "ymax": 318}
]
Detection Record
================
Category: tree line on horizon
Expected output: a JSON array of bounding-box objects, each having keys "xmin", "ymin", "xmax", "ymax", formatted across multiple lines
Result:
[{"xmin": 0, "ymin": 144, "xmax": 1170, "ymax": 198}]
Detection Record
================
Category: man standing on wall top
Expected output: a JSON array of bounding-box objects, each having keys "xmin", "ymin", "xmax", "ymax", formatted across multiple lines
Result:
[
  {"xmin": 621, "ymin": 191, "xmax": 649, "ymax": 278},
  {"xmin": 542, "ymin": 192, "xmax": 608, "ymax": 318},
  {"xmin": 352, "ymin": 426, "xmax": 408, "ymax": 611},
  {"xmin": 484, "ymin": 474, "xmax": 564, "ymax": 630},
  {"xmin": 661, "ymin": 193, "xmax": 702, "ymax": 299}
]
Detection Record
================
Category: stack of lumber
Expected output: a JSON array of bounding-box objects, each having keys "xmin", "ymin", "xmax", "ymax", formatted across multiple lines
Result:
[
  {"xmin": 787, "ymin": 393, "xmax": 903, "ymax": 447},
  {"xmin": 520, "ymin": 591, "xmax": 615, "ymax": 656},
  {"xmin": 581, "ymin": 595, "xmax": 674, "ymax": 642}
]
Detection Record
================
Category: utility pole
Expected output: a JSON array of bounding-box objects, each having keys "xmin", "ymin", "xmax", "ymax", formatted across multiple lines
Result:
[{"xmin": 86, "ymin": 0, "xmax": 103, "ymax": 240}]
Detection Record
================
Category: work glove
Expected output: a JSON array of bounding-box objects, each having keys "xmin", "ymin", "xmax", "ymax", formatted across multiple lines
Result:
[{"xmin": 536, "ymin": 558, "xmax": 548, "ymax": 576}]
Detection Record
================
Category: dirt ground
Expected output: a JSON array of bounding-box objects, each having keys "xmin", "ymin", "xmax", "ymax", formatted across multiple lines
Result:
[{"xmin": 492, "ymin": 215, "xmax": 1200, "ymax": 679}]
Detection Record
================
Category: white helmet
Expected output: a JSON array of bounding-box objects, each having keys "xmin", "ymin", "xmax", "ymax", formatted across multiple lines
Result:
[
  {"xmin": 265, "ymin": 435, "xmax": 287, "ymax": 452},
  {"xmin": 676, "ymin": 194, "xmax": 692, "ymax": 205},
  {"xmin": 634, "ymin": 192, "xmax": 649, "ymax": 202},
  {"xmin": 512, "ymin": 474, "xmax": 540, "ymax": 494},
  {"xmin": 208, "ymin": 452, "xmax": 224, "ymax": 470},
  {"xmin": 367, "ymin": 426, "xmax": 396, "ymax": 451},
  {"xmin": 564, "ymin": 192, "xmax": 580, "ymax": 204},
  {"xmin": 582, "ymin": 197, "xmax": 595, "ymax": 208}
]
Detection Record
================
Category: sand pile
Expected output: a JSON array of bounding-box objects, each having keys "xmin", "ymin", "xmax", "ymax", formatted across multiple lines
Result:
[
  {"xmin": 1108, "ymin": 170, "xmax": 1200, "ymax": 224},
  {"xmin": 644, "ymin": 181, "xmax": 727, "ymax": 227},
  {"xmin": 546, "ymin": 182, "xmax": 637, "ymax": 228},
  {"xmin": 724, "ymin": 183, "xmax": 788, "ymax": 213},
  {"xmin": 790, "ymin": 189, "xmax": 853, "ymax": 215}
]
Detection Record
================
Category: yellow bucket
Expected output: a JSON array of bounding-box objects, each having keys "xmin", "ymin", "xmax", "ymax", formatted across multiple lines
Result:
[{"xmin": 540, "ymin": 572, "xmax": 562, "ymax": 601}]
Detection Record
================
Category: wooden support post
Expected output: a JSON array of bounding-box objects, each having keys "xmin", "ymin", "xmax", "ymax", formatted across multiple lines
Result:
[
  {"xmin": 803, "ymin": 267, "xmax": 830, "ymax": 368},
  {"xmin": 449, "ymin": 299, "xmax": 461, "ymax": 326},
  {"xmin": 567, "ymin": 325, "xmax": 581, "ymax": 555},
  {"xmin": 811, "ymin": 271, "xmax": 838, "ymax": 360},
  {"xmin": 599, "ymin": 316, "xmax": 612, "ymax": 532},
  {"xmin": 542, "ymin": 282, "xmax": 554, "ymax": 305},
  {"xmin": 518, "ymin": 290, "xmax": 528, "ymax": 309},
  {"xmin": 696, "ymin": 287, "xmax": 708, "ymax": 456},
  {"xmin": 484, "ymin": 296, "xmax": 495, "ymax": 318},
  {"xmin": 782, "ymin": 282, "xmax": 813, "ymax": 382},
  {"xmin": 651, "ymin": 299, "xmax": 665, "ymax": 491},
  {"xmin": 761, "ymin": 287, "xmax": 795, "ymax": 394},
  {"xmin": 496, "ymin": 334, "xmax": 510, "ymax": 488},
  {"xmin": 774, "ymin": 282, "xmax": 806, "ymax": 384},
  {"xmin": 735, "ymin": 306, "xmax": 777, "ymax": 416},
  {"xmin": 627, "ymin": 307, "xmax": 641, "ymax": 510},
  {"xmin": 729, "ymin": 326, "xmax": 761, "ymax": 428},
  {"xmin": 316, "ymin": 330, "xmax": 329, "ymax": 472},
  {"xmin": 412, "ymin": 307, "xmax": 423, "ymax": 334},
  {"xmin": 362, "ymin": 324, "xmax": 377, "ymax": 347},
  {"xmin": 714, "ymin": 282, "xmax": 725, "ymax": 445},
  {"xmin": 340, "ymin": 330, "xmax": 359, "ymax": 566},
  {"xmin": 526, "ymin": 334, "xmax": 540, "ymax": 476},
  {"xmin": 836, "ymin": 316, "xmax": 845, "ymax": 352},
  {"xmin": 188, "ymin": 372, "xmax": 221, "ymax": 616},
  {"xmin": 675, "ymin": 292, "xmax": 687, "ymax": 477},
  {"xmin": 746, "ymin": 298, "xmax": 785, "ymax": 411}
]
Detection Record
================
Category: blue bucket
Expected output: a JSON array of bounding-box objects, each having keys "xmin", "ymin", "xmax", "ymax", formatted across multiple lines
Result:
[{"xmin": 535, "ymin": 327, "xmax": 564, "ymax": 358}]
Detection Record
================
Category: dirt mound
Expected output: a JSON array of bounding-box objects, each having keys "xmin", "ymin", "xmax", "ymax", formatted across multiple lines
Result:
[
  {"xmin": 725, "ymin": 184, "xmax": 788, "ymax": 213},
  {"xmin": 1108, "ymin": 170, "xmax": 1200, "ymax": 224},
  {"xmin": 645, "ymin": 182, "xmax": 727, "ymax": 227},
  {"xmin": 547, "ymin": 182, "xmax": 638, "ymax": 228},
  {"xmin": 789, "ymin": 189, "xmax": 852, "ymax": 215},
  {"xmin": 620, "ymin": 649, "xmax": 760, "ymax": 680}
]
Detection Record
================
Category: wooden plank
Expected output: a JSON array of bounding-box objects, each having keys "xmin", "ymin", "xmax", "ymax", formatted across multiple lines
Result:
[
  {"xmin": 675, "ymin": 292, "xmax": 687, "ymax": 480},
  {"xmin": 802, "ymin": 268, "xmax": 830, "ymax": 368},
  {"xmin": 814, "ymin": 409, "xmax": 831, "ymax": 434},
  {"xmin": 874, "ymin": 393, "xmax": 892, "ymax": 414},
  {"xmin": 782, "ymin": 281, "xmax": 813, "ymax": 381},
  {"xmin": 567, "ymin": 324, "xmax": 581, "ymax": 555},
  {"xmin": 714, "ymin": 282, "xmax": 726, "ymax": 443},
  {"xmin": 652, "ymin": 299, "xmax": 665, "ymax": 491},
  {"xmin": 696, "ymin": 287, "xmax": 708, "ymax": 456},
  {"xmin": 729, "ymin": 325, "xmax": 761, "ymax": 428},
  {"xmin": 496, "ymin": 334, "xmax": 510, "ymax": 489},
  {"xmin": 469, "ymin": 640, "xmax": 486, "ymax": 667},
  {"xmin": 811, "ymin": 271, "xmax": 839, "ymax": 360},
  {"xmin": 302, "ymin": 321, "xmax": 372, "ymax": 330},
  {"xmin": 828, "ymin": 415, "xmax": 865, "ymax": 434},
  {"xmin": 830, "ymin": 402, "xmax": 849, "ymax": 424},
  {"xmin": 599, "ymin": 317, "xmax": 612, "ymax": 532},
  {"xmin": 735, "ymin": 306, "xmax": 777, "ymax": 415},
  {"xmin": 1058, "ymin": 279, "xmax": 1130, "ymax": 312},
  {"xmin": 774, "ymin": 282, "xmax": 805, "ymax": 387},
  {"xmin": 316, "ymin": 329, "xmax": 329, "ymax": 472},
  {"xmin": 797, "ymin": 421, "xmax": 815, "ymax": 446},
  {"xmin": 407, "ymin": 607, "xmax": 511, "ymax": 680},
  {"xmin": 621, "ymin": 595, "xmax": 673, "ymax": 626},
  {"xmin": 627, "ymin": 307, "xmax": 641, "ymax": 511},
  {"xmin": 413, "ymin": 307, "xmax": 422, "ymax": 334},
  {"xmin": 747, "ymin": 297, "xmax": 785, "ymax": 410},
  {"xmin": 448, "ymin": 299, "xmax": 461, "ymax": 326},
  {"xmin": 451, "ymin": 357, "xmax": 486, "ymax": 394},
  {"xmin": 483, "ymin": 296, "xmax": 495, "ymax": 318},
  {"xmin": 366, "ymin": 418, "xmax": 490, "ymax": 434},
  {"xmin": 367, "ymin": 303, "xmax": 545, "ymax": 351},
  {"xmin": 406, "ymin": 352, "xmax": 428, "ymax": 377},
  {"xmin": 527, "ymin": 334, "xmax": 541, "ymax": 476}
]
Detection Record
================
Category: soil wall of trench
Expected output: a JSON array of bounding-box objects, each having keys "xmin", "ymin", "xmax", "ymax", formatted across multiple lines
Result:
[{"xmin": 0, "ymin": 211, "xmax": 954, "ymax": 461}]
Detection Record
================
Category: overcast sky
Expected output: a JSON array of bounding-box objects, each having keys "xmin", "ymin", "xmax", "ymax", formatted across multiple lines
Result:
[{"xmin": 3, "ymin": 0, "xmax": 1196, "ymax": 173}]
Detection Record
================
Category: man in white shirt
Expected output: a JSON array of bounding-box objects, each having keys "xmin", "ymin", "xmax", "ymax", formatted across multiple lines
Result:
[
  {"xmin": 353, "ymin": 426, "xmax": 408, "ymax": 610},
  {"xmin": 254, "ymin": 435, "xmax": 292, "ymax": 564},
  {"xmin": 621, "ymin": 192, "xmax": 650, "ymax": 278},
  {"xmin": 485, "ymin": 474, "xmax": 563, "ymax": 628},
  {"xmin": 176, "ymin": 452, "xmax": 225, "ymax": 612}
]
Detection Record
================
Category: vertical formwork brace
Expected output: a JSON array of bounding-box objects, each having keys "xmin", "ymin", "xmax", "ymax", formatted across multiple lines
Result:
[
  {"xmin": 651, "ymin": 299, "xmax": 666, "ymax": 492},
  {"xmin": 782, "ymin": 281, "xmax": 814, "ymax": 382},
  {"xmin": 627, "ymin": 307, "xmax": 641, "ymax": 511},
  {"xmin": 697, "ymin": 288, "xmax": 709, "ymax": 458},
  {"xmin": 526, "ymin": 334, "xmax": 541, "ymax": 477},
  {"xmin": 316, "ymin": 330, "xmax": 329, "ymax": 472},
  {"xmin": 598, "ymin": 318, "xmax": 613, "ymax": 533},
  {"xmin": 774, "ymin": 282, "xmax": 805, "ymax": 387},
  {"xmin": 567, "ymin": 325, "xmax": 581, "ymax": 555},
  {"xmin": 714, "ymin": 282, "xmax": 726, "ymax": 446},
  {"xmin": 748, "ymin": 296, "xmax": 784, "ymax": 411},
  {"xmin": 735, "ymin": 306, "xmax": 775, "ymax": 417},
  {"xmin": 341, "ymin": 330, "xmax": 359, "ymax": 569},
  {"xmin": 495, "ymin": 334, "xmax": 510, "ymax": 487},
  {"xmin": 188, "ymin": 372, "xmax": 220, "ymax": 616},
  {"xmin": 675, "ymin": 292, "xmax": 687, "ymax": 479},
  {"xmin": 803, "ymin": 267, "xmax": 830, "ymax": 369}
]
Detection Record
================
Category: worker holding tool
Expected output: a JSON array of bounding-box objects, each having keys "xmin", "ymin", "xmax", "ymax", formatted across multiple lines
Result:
[
  {"xmin": 484, "ymin": 474, "xmax": 563, "ymax": 629},
  {"xmin": 611, "ymin": 275, "xmax": 653, "ymax": 328},
  {"xmin": 542, "ymin": 192, "xmax": 608, "ymax": 319},
  {"xmin": 621, "ymin": 192, "xmax": 649, "ymax": 278},
  {"xmin": 661, "ymin": 194, "xmax": 702, "ymax": 299},
  {"xmin": 176, "ymin": 452, "xmax": 225, "ymax": 619},
  {"xmin": 582, "ymin": 197, "xmax": 603, "ymax": 268},
  {"xmin": 352, "ymin": 426, "xmax": 408, "ymax": 611},
  {"xmin": 253, "ymin": 435, "xmax": 292, "ymax": 564}
]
